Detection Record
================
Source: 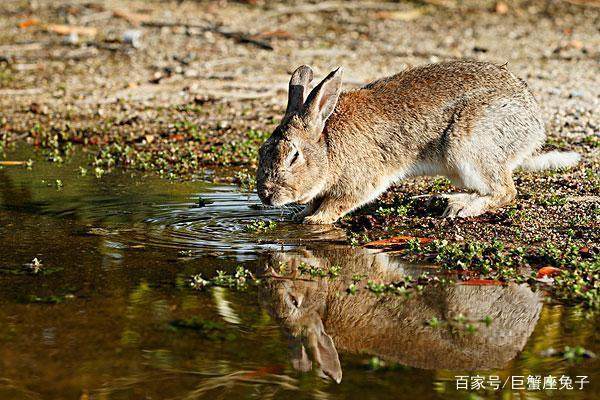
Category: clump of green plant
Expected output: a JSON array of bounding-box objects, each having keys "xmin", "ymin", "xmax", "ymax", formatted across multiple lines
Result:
[
  {"xmin": 244, "ymin": 219, "xmax": 277, "ymax": 233},
  {"xmin": 552, "ymin": 260, "xmax": 599, "ymax": 310},
  {"xmin": 398, "ymin": 238, "xmax": 599, "ymax": 310},
  {"xmin": 583, "ymin": 134, "xmax": 599, "ymax": 148},
  {"xmin": 235, "ymin": 169, "xmax": 257, "ymax": 192},
  {"xmin": 204, "ymin": 129, "xmax": 268, "ymax": 166},
  {"xmin": 376, "ymin": 204, "xmax": 410, "ymax": 217},
  {"xmin": 429, "ymin": 177, "xmax": 452, "ymax": 192},
  {"xmin": 537, "ymin": 194, "xmax": 567, "ymax": 206}
]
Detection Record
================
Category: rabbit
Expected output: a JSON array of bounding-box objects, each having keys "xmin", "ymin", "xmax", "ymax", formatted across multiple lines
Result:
[
  {"xmin": 256, "ymin": 60, "xmax": 581, "ymax": 224},
  {"xmin": 259, "ymin": 244, "xmax": 542, "ymax": 383}
]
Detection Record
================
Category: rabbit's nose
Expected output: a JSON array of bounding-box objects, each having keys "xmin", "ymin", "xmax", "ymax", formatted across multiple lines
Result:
[
  {"xmin": 263, "ymin": 194, "xmax": 273, "ymax": 206},
  {"xmin": 259, "ymin": 189, "xmax": 273, "ymax": 206}
]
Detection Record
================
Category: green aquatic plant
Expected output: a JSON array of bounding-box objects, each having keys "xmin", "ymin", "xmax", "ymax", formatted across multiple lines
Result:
[
  {"xmin": 234, "ymin": 169, "xmax": 257, "ymax": 192},
  {"xmin": 243, "ymin": 219, "xmax": 277, "ymax": 233}
]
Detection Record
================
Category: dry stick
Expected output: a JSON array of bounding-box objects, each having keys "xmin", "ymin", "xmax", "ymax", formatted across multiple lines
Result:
[
  {"xmin": 0, "ymin": 161, "xmax": 29, "ymax": 166},
  {"xmin": 562, "ymin": 0, "xmax": 600, "ymax": 7},
  {"xmin": 0, "ymin": 88, "xmax": 44, "ymax": 96},
  {"xmin": 0, "ymin": 42, "xmax": 44, "ymax": 53},
  {"xmin": 265, "ymin": 0, "xmax": 455, "ymax": 17},
  {"xmin": 142, "ymin": 21, "xmax": 273, "ymax": 50}
]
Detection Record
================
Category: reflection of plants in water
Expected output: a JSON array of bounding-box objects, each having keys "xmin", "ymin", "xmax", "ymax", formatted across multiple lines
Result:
[
  {"xmin": 94, "ymin": 368, "xmax": 299, "ymax": 399},
  {"xmin": 169, "ymin": 317, "xmax": 237, "ymax": 341},
  {"xmin": 0, "ymin": 377, "xmax": 41, "ymax": 400},
  {"xmin": 298, "ymin": 261, "xmax": 340, "ymax": 278},
  {"xmin": 434, "ymin": 304, "xmax": 598, "ymax": 396},
  {"xmin": 426, "ymin": 314, "xmax": 494, "ymax": 333},
  {"xmin": 190, "ymin": 266, "xmax": 257, "ymax": 290}
]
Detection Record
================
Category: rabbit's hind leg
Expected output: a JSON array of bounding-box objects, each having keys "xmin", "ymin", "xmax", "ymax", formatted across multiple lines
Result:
[
  {"xmin": 440, "ymin": 97, "xmax": 532, "ymax": 218},
  {"xmin": 442, "ymin": 164, "xmax": 516, "ymax": 218}
]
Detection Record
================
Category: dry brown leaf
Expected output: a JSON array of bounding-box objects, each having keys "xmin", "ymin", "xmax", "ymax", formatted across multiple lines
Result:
[
  {"xmin": 536, "ymin": 266, "xmax": 562, "ymax": 279},
  {"xmin": 18, "ymin": 18, "xmax": 40, "ymax": 29},
  {"xmin": 364, "ymin": 235, "xmax": 434, "ymax": 249}
]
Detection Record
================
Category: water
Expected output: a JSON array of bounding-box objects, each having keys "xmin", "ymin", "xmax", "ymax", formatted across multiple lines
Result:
[{"xmin": 0, "ymin": 146, "xmax": 598, "ymax": 399}]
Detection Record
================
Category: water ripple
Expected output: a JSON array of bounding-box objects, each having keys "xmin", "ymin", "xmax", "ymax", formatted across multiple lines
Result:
[{"xmin": 107, "ymin": 185, "xmax": 345, "ymax": 259}]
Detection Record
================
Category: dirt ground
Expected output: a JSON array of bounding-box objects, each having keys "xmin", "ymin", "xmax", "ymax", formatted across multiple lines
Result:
[{"xmin": 0, "ymin": 0, "xmax": 598, "ymax": 250}]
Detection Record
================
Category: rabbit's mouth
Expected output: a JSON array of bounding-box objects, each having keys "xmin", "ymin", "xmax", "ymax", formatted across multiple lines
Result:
[{"xmin": 258, "ymin": 188, "xmax": 294, "ymax": 207}]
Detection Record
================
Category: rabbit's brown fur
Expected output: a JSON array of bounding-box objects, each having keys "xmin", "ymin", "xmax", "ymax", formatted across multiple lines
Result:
[{"xmin": 257, "ymin": 60, "xmax": 580, "ymax": 224}]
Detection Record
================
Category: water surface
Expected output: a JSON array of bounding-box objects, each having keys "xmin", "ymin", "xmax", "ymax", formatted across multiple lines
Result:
[{"xmin": 0, "ymin": 146, "xmax": 597, "ymax": 399}]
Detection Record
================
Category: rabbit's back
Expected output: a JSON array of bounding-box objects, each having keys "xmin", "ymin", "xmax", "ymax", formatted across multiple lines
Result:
[
  {"xmin": 325, "ymin": 60, "xmax": 543, "ymax": 170},
  {"xmin": 364, "ymin": 60, "xmax": 530, "ymax": 109},
  {"xmin": 328, "ymin": 60, "xmax": 537, "ymax": 143}
]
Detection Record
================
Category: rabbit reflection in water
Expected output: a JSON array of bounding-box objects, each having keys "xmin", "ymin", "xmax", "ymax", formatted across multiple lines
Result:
[{"xmin": 260, "ymin": 246, "xmax": 542, "ymax": 383}]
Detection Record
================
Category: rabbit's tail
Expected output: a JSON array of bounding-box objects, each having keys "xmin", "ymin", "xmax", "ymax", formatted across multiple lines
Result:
[{"xmin": 519, "ymin": 151, "xmax": 581, "ymax": 171}]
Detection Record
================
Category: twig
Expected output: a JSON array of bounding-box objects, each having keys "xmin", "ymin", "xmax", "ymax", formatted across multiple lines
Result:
[
  {"xmin": 265, "ymin": 0, "xmax": 452, "ymax": 17},
  {"xmin": 112, "ymin": 8, "xmax": 152, "ymax": 25},
  {"xmin": 562, "ymin": 0, "xmax": 600, "ymax": 7},
  {"xmin": 44, "ymin": 24, "xmax": 97, "ymax": 36},
  {"xmin": 0, "ymin": 88, "xmax": 44, "ymax": 96},
  {"xmin": 0, "ymin": 161, "xmax": 29, "ymax": 166},
  {"xmin": 142, "ymin": 21, "xmax": 273, "ymax": 50},
  {"xmin": 0, "ymin": 42, "xmax": 44, "ymax": 53}
]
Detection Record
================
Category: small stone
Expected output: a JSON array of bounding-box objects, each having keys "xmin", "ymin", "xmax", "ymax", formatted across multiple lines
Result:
[
  {"xmin": 495, "ymin": 1, "xmax": 509, "ymax": 14},
  {"xmin": 568, "ymin": 90, "xmax": 584, "ymax": 98},
  {"xmin": 123, "ymin": 29, "xmax": 142, "ymax": 48},
  {"xmin": 184, "ymin": 69, "xmax": 199, "ymax": 78}
]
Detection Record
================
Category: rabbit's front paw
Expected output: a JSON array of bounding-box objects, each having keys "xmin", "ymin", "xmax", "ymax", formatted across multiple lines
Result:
[
  {"xmin": 303, "ymin": 214, "xmax": 337, "ymax": 225},
  {"xmin": 442, "ymin": 193, "xmax": 489, "ymax": 218}
]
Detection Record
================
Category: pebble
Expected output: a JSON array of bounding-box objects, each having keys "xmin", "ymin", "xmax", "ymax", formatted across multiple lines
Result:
[
  {"xmin": 568, "ymin": 90, "xmax": 584, "ymax": 99},
  {"xmin": 123, "ymin": 30, "xmax": 142, "ymax": 48}
]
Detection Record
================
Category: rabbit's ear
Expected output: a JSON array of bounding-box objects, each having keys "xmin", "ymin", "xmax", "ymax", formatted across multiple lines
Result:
[
  {"xmin": 285, "ymin": 65, "xmax": 314, "ymax": 118},
  {"xmin": 301, "ymin": 67, "xmax": 343, "ymax": 135},
  {"xmin": 307, "ymin": 319, "xmax": 342, "ymax": 383}
]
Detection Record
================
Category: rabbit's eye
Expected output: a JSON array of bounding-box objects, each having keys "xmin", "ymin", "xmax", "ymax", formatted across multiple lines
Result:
[
  {"xmin": 288, "ymin": 150, "xmax": 300, "ymax": 167},
  {"xmin": 290, "ymin": 294, "xmax": 299, "ymax": 307}
]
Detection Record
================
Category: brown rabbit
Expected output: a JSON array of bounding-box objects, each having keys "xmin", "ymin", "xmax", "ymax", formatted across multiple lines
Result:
[
  {"xmin": 260, "ymin": 245, "xmax": 542, "ymax": 383},
  {"xmin": 256, "ymin": 61, "xmax": 580, "ymax": 224}
]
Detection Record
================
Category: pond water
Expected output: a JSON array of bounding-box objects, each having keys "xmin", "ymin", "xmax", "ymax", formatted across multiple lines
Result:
[{"xmin": 0, "ymin": 146, "xmax": 598, "ymax": 400}]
